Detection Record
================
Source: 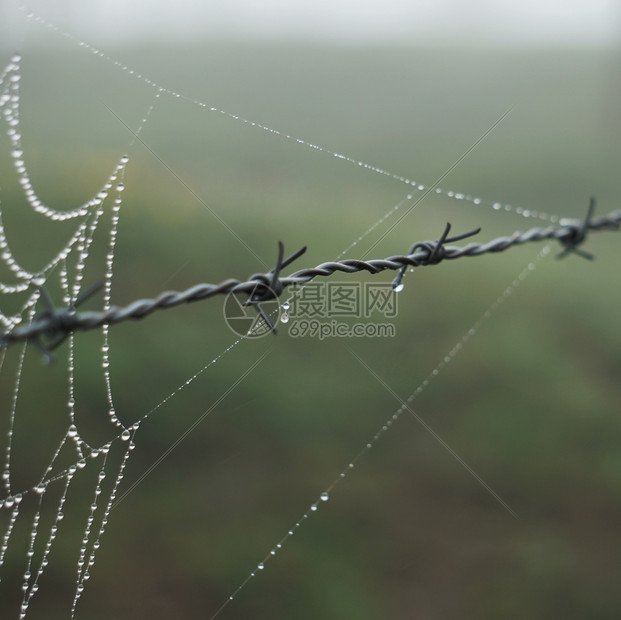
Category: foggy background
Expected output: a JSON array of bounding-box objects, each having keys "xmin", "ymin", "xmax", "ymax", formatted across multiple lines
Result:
[{"xmin": 1, "ymin": 0, "xmax": 620, "ymax": 48}]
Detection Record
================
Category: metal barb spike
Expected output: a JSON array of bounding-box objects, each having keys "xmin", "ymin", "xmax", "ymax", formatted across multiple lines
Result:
[
  {"xmin": 427, "ymin": 222, "xmax": 481, "ymax": 263},
  {"xmin": 74, "ymin": 280, "xmax": 105, "ymax": 307},
  {"xmin": 392, "ymin": 222, "xmax": 481, "ymax": 291},
  {"xmin": 30, "ymin": 281, "xmax": 104, "ymax": 362},
  {"xmin": 246, "ymin": 241, "xmax": 307, "ymax": 335},
  {"xmin": 557, "ymin": 197, "xmax": 596, "ymax": 260}
]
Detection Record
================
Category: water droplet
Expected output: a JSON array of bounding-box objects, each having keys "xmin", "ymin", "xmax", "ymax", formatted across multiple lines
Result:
[
  {"xmin": 320, "ymin": 492, "xmax": 329, "ymax": 502},
  {"xmin": 282, "ymin": 301, "xmax": 290, "ymax": 311},
  {"xmin": 280, "ymin": 312, "xmax": 289, "ymax": 324},
  {"xmin": 257, "ymin": 563, "xmax": 264, "ymax": 570},
  {"xmin": 121, "ymin": 430, "xmax": 131, "ymax": 441},
  {"xmin": 68, "ymin": 424, "xmax": 78, "ymax": 438},
  {"xmin": 310, "ymin": 504, "xmax": 318, "ymax": 512},
  {"xmin": 392, "ymin": 283, "xmax": 404, "ymax": 293}
]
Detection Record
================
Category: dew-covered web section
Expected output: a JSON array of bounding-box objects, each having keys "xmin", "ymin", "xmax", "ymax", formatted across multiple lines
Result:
[
  {"xmin": 0, "ymin": 52, "xmax": 163, "ymax": 618},
  {"xmin": 0, "ymin": 7, "xmax": 576, "ymax": 619}
]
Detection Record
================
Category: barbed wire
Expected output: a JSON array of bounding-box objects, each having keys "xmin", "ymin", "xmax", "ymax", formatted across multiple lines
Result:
[{"xmin": 1, "ymin": 201, "xmax": 619, "ymax": 357}]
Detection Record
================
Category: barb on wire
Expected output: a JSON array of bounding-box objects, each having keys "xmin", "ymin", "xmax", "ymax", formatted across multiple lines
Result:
[
  {"xmin": 26, "ymin": 280, "xmax": 104, "ymax": 363},
  {"xmin": 1, "ymin": 203, "xmax": 620, "ymax": 355},
  {"xmin": 391, "ymin": 222, "xmax": 481, "ymax": 292},
  {"xmin": 556, "ymin": 198, "xmax": 617, "ymax": 260},
  {"xmin": 243, "ymin": 241, "xmax": 307, "ymax": 334}
]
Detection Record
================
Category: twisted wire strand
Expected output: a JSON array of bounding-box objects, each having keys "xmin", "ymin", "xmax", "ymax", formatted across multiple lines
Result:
[{"xmin": 1, "ymin": 209, "xmax": 620, "ymax": 348}]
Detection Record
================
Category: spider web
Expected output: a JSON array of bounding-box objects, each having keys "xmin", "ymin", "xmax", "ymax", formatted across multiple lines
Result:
[
  {"xmin": 0, "ymin": 46, "xmax": 544, "ymax": 618},
  {"xmin": 0, "ymin": 9, "xmax": 618, "ymax": 620},
  {"xmin": 0, "ymin": 52, "xmax": 163, "ymax": 617}
]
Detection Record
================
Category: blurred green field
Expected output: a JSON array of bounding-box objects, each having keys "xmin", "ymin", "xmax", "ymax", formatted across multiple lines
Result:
[{"xmin": 1, "ymin": 41, "xmax": 620, "ymax": 619}]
